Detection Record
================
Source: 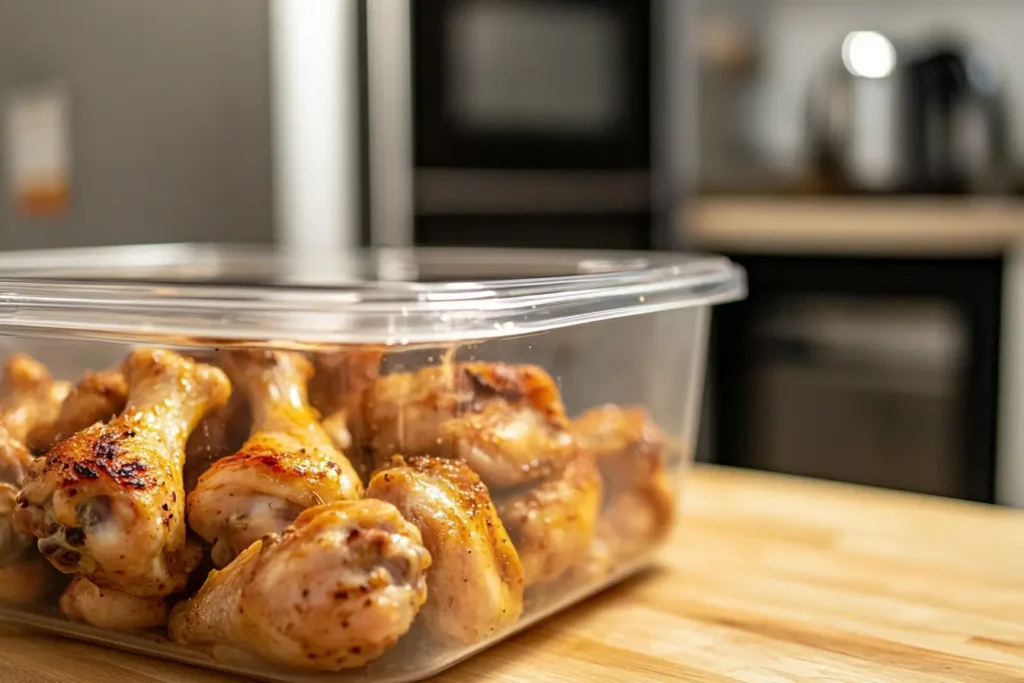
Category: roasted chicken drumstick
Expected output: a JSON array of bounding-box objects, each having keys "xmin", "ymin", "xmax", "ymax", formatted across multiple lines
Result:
[
  {"xmin": 60, "ymin": 576, "xmax": 168, "ymax": 631},
  {"xmin": 0, "ymin": 353, "xmax": 70, "ymax": 484},
  {"xmin": 0, "ymin": 353, "xmax": 71, "ymax": 604},
  {"xmin": 573, "ymin": 405, "xmax": 676, "ymax": 562},
  {"xmin": 367, "ymin": 456, "xmax": 524, "ymax": 645},
  {"xmin": 497, "ymin": 453, "xmax": 602, "ymax": 586},
  {"xmin": 0, "ymin": 481, "xmax": 49, "ymax": 606},
  {"xmin": 27, "ymin": 367, "xmax": 127, "ymax": 455},
  {"xmin": 362, "ymin": 363, "xmax": 576, "ymax": 488},
  {"xmin": 171, "ymin": 499, "xmax": 430, "ymax": 671},
  {"xmin": 0, "ymin": 353, "xmax": 70, "ymax": 445},
  {"xmin": 188, "ymin": 351, "xmax": 363, "ymax": 567},
  {"xmin": 15, "ymin": 349, "xmax": 230, "ymax": 596},
  {"xmin": 0, "ymin": 482, "xmax": 32, "ymax": 568}
]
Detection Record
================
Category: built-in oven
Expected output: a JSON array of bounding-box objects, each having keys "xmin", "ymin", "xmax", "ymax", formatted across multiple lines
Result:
[
  {"xmin": 361, "ymin": 0, "xmax": 695, "ymax": 250},
  {"xmin": 413, "ymin": 0, "xmax": 650, "ymax": 170},
  {"xmin": 706, "ymin": 254, "xmax": 1002, "ymax": 503}
]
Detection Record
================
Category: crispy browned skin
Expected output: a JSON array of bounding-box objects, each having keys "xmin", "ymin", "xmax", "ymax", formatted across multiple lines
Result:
[
  {"xmin": 309, "ymin": 348, "xmax": 384, "ymax": 457},
  {"xmin": 0, "ymin": 354, "xmax": 70, "ymax": 485},
  {"xmin": 362, "ymin": 363, "xmax": 576, "ymax": 488},
  {"xmin": 367, "ymin": 456, "xmax": 524, "ymax": 645},
  {"xmin": 573, "ymin": 405, "xmax": 676, "ymax": 563},
  {"xmin": 27, "ymin": 368, "xmax": 127, "ymax": 455},
  {"xmin": 171, "ymin": 499, "xmax": 430, "ymax": 671},
  {"xmin": 60, "ymin": 576, "xmax": 168, "ymax": 631},
  {"xmin": 188, "ymin": 351, "xmax": 364, "ymax": 567},
  {"xmin": 497, "ymin": 454, "xmax": 603, "ymax": 586},
  {"xmin": 15, "ymin": 349, "xmax": 230, "ymax": 596}
]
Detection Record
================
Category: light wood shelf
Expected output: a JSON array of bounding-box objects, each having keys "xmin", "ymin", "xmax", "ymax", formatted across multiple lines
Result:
[{"xmin": 684, "ymin": 196, "xmax": 1024, "ymax": 255}]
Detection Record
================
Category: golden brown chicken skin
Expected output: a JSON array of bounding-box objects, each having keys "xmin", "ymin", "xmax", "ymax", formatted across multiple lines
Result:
[
  {"xmin": 362, "ymin": 363, "xmax": 576, "ymax": 488},
  {"xmin": 187, "ymin": 351, "xmax": 363, "ymax": 567},
  {"xmin": 27, "ymin": 368, "xmax": 127, "ymax": 455},
  {"xmin": 60, "ymin": 576, "xmax": 168, "ymax": 631},
  {"xmin": 171, "ymin": 499, "xmax": 430, "ymax": 671},
  {"xmin": 367, "ymin": 456, "xmax": 524, "ymax": 645},
  {"xmin": 0, "ymin": 353, "xmax": 70, "ymax": 485},
  {"xmin": 0, "ymin": 355, "xmax": 73, "ymax": 584},
  {"xmin": 0, "ymin": 353, "xmax": 70, "ymax": 446},
  {"xmin": 15, "ymin": 349, "xmax": 230, "ymax": 597},
  {"xmin": 497, "ymin": 454, "xmax": 603, "ymax": 587},
  {"xmin": 573, "ymin": 405, "xmax": 676, "ymax": 562},
  {"xmin": 574, "ymin": 405, "xmax": 667, "ymax": 493}
]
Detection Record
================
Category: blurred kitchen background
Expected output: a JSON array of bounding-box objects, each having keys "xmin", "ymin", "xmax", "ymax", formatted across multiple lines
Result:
[{"xmin": 4, "ymin": 0, "xmax": 1024, "ymax": 506}]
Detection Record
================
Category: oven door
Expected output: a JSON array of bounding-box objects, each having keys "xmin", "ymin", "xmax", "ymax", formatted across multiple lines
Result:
[
  {"xmin": 412, "ymin": 0, "xmax": 651, "ymax": 170},
  {"xmin": 749, "ymin": 295, "xmax": 966, "ymax": 497},
  {"xmin": 708, "ymin": 254, "xmax": 1002, "ymax": 503}
]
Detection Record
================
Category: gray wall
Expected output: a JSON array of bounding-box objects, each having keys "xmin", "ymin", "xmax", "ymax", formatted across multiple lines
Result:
[{"xmin": 0, "ymin": 0, "xmax": 274, "ymax": 249}]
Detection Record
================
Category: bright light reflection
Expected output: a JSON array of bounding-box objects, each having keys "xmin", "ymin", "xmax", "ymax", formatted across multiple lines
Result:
[{"xmin": 842, "ymin": 30, "xmax": 896, "ymax": 79}]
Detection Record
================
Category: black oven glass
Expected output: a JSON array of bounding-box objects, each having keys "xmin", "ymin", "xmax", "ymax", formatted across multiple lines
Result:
[{"xmin": 413, "ymin": 0, "xmax": 651, "ymax": 169}]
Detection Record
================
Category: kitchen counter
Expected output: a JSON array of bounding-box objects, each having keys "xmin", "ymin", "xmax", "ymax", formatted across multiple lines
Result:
[
  {"xmin": 684, "ymin": 196, "xmax": 1024, "ymax": 255},
  {"xmin": 2, "ymin": 465, "xmax": 1024, "ymax": 682}
]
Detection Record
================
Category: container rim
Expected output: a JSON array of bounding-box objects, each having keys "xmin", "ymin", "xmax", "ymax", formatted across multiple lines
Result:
[{"xmin": 0, "ymin": 244, "xmax": 746, "ymax": 346}]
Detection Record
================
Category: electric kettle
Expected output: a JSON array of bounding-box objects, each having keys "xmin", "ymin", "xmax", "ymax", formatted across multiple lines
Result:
[{"xmin": 805, "ymin": 32, "xmax": 1012, "ymax": 194}]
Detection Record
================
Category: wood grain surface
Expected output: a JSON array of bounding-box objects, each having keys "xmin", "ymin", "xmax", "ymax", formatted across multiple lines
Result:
[{"xmin": 2, "ymin": 464, "xmax": 1024, "ymax": 682}]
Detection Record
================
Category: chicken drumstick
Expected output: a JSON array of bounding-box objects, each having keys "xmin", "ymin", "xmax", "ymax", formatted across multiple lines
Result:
[
  {"xmin": 27, "ymin": 367, "xmax": 127, "ymax": 455},
  {"xmin": 362, "ymin": 363, "xmax": 576, "ymax": 488},
  {"xmin": 0, "ymin": 353, "xmax": 72, "ymax": 605},
  {"xmin": 0, "ymin": 481, "xmax": 50, "ymax": 607},
  {"xmin": 187, "ymin": 351, "xmax": 363, "ymax": 567},
  {"xmin": 0, "ymin": 353, "xmax": 70, "ymax": 484},
  {"xmin": 497, "ymin": 453, "xmax": 603, "ymax": 587},
  {"xmin": 573, "ymin": 405, "xmax": 676, "ymax": 562},
  {"xmin": 171, "ymin": 499, "xmax": 430, "ymax": 671},
  {"xmin": 367, "ymin": 456, "xmax": 525, "ymax": 645},
  {"xmin": 60, "ymin": 576, "xmax": 168, "ymax": 631},
  {"xmin": 15, "ymin": 349, "xmax": 230, "ymax": 596}
]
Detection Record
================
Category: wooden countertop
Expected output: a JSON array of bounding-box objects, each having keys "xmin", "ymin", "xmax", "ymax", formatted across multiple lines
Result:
[
  {"xmin": 3, "ymin": 465, "xmax": 1024, "ymax": 682},
  {"xmin": 684, "ymin": 197, "xmax": 1024, "ymax": 255}
]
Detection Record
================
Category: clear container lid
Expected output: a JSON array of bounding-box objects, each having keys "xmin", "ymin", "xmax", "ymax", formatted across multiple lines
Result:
[{"xmin": 0, "ymin": 244, "xmax": 745, "ymax": 347}]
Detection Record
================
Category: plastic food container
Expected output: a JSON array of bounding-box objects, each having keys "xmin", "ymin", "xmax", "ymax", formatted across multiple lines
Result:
[{"xmin": 0, "ymin": 244, "xmax": 744, "ymax": 682}]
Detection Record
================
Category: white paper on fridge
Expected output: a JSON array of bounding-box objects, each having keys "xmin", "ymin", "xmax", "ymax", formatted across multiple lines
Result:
[{"xmin": 5, "ymin": 84, "xmax": 71, "ymax": 217}]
